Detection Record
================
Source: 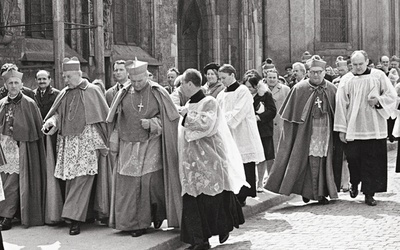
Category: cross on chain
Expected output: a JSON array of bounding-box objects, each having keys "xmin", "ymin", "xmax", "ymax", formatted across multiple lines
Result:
[
  {"xmin": 315, "ymin": 97, "xmax": 322, "ymax": 109},
  {"xmin": 138, "ymin": 102, "xmax": 144, "ymax": 112}
]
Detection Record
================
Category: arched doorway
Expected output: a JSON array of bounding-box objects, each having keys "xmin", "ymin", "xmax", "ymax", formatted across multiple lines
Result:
[{"xmin": 177, "ymin": 0, "xmax": 203, "ymax": 73}]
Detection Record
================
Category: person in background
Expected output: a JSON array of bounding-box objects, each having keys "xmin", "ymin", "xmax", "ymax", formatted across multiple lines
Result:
[
  {"xmin": 244, "ymin": 73, "xmax": 276, "ymax": 192},
  {"xmin": 202, "ymin": 62, "xmax": 225, "ymax": 98},
  {"xmin": 283, "ymin": 64, "xmax": 293, "ymax": 84},
  {"xmin": 33, "ymin": 70, "xmax": 60, "ymax": 119},
  {"xmin": 105, "ymin": 60, "xmax": 130, "ymax": 106},
  {"xmin": 217, "ymin": 64, "xmax": 265, "ymax": 207},
  {"xmin": 264, "ymin": 70, "xmax": 290, "ymax": 153},
  {"xmin": 165, "ymin": 67, "xmax": 180, "ymax": 94}
]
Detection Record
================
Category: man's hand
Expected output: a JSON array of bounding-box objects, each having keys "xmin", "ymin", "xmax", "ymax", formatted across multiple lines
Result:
[
  {"xmin": 367, "ymin": 96, "xmax": 379, "ymax": 107},
  {"xmin": 42, "ymin": 119, "xmax": 55, "ymax": 134},
  {"xmin": 141, "ymin": 119, "xmax": 150, "ymax": 130},
  {"xmin": 339, "ymin": 132, "xmax": 347, "ymax": 144}
]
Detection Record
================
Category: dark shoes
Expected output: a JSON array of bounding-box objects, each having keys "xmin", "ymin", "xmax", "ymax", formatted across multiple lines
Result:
[
  {"xmin": 219, "ymin": 232, "xmax": 229, "ymax": 244},
  {"xmin": 185, "ymin": 242, "xmax": 211, "ymax": 250},
  {"xmin": 365, "ymin": 195, "xmax": 377, "ymax": 206},
  {"xmin": 153, "ymin": 220, "xmax": 163, "ymax": 229},
  {"xmin": 0, "ymin": 217, "xmax": 12, "ymax": 231},
  {"xmin": 69, "ymin": 221, "xmax": 80, "ymax": 236},
  {"xmin": 130, "ymin": 229, "xmax": 146, "ymax": 237},
  {"xmin": 350, "ymin": 185, "xmax": 359, "ymax": 198},
  {"xmin": 302, "ymin": 197, "xmax": 310, "ymax": 203},
  {"xmin": 318, "ymin": 197, "xmax": 329, "ymax": 205}
]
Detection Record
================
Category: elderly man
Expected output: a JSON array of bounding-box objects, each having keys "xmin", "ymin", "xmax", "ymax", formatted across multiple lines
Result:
[
  {"xmin": 107, "ymin": 58, "xmax": 181, "ymax": 237},
  {"xmin": 288, "ymin": 62, "xmax": 307, "ymax": 88},
  {"xmin": 42, "ymin": 57, "xmax": 110, "ymax": 235},
  {"xmin": 334, "ymin": 50, "xmax": 397, "ymax": 206},
  {"xmin": 105, "ymin": 60, "xmax": 130, "ymax": 106},
  {"xmin": 217, "ymin": 64, "xmax": 265, "ymax": 207},
  {"xmin": 266, "ymin": 55, "xmax": 341, "ymax": 205},
  {"xmin": 0, "ymin": 70, "xmax": 46, "ymax": 230},
  {"xmin": 0, "ymin": 63, "xmax": 35, "ymax": 100},
  {"xmin": 34, "ymin": 70, "xmax": 60, "ymax": 119}
]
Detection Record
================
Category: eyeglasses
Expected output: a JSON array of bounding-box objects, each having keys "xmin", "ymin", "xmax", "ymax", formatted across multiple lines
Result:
[{"xmin": 309, "ymin": 70, "xmax": 323, "ymax": 75}]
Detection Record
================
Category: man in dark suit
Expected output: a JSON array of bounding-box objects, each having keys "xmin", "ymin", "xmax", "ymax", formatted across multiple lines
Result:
[
  {"xmin": 105, "ymin": 60, "xmax": 130, "ymax": 106},
  {"xmin": 33, "ymin": 70, "xmax": 60, "ymax": 119}
]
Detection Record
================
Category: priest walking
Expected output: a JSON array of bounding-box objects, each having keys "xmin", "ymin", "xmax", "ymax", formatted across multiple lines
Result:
[
  {"xmin": 334, "ymin": 50, "xmax": 397, "ymax": 206},
  {"xmin": 107, "ymin": 58, "xmax": 181, "ymax": 237},
  {"xmin": 265, "ymin": 55, "xmax": 340, "ymax": 204}
]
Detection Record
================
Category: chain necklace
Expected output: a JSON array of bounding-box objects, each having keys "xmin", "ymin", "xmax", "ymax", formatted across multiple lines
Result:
[
  {"xmin": 130, "ymin": 87, "xmax": 150, "ymax": 115},
  {"xmin": 67, "ymin": 94, "xmax": 80, "ymax": 121}
]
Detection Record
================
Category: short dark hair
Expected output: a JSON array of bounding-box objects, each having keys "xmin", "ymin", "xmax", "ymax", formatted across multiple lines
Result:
[
  {"xmin": 218, "ymin": 64, "xmax": 236, "ymax": 76},
  {"xmin": 183, "ymin": 68, "xmax": 202, "ymax": 87},
  {"xmin": 113, "ymin": 60, "xmax": 126, "ymax": 68},
  {"xmin": 243, "ymin": 69, "xmax": 261, "ymax": 83}
]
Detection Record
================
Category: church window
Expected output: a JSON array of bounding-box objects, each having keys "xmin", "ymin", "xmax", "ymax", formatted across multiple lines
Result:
[
  {"xmin": 320, "ymin": 0, "xmax": 348, "ymax": 43},
  {"xmin": 114, "ymin": 0, "xmax": 140, "ymax": 45},
  {"xmin": 25, "ymin": 0, "xmax": 53, "ymax": 39}
]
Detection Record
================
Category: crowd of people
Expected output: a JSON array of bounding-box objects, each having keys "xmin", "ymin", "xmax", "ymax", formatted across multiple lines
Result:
[{"xmin": 0, "ymin": 49, "xmax": 397, "ymax": 250}]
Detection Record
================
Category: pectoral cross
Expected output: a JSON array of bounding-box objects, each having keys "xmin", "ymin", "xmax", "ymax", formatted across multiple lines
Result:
[
  {"xmin": 315, "ymin": 97, "xmax": 322, "ymax": 109},
  {"xmin": 138, "ymin": 101, "xmax": 144, "ymax": 112}
]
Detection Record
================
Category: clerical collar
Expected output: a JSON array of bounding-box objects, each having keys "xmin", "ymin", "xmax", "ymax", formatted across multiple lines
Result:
[
  {"xmin": 189, "ymin": 89, "xmax": 206, "ymax": 103},
  {"xmin": 225, "ymin": 81, "xmax": 240, "ymax": 92},
  {"xmin": 353, "ymin": 68, "xmax": 371, "ymax": 76},
  {"xmin": 7, "ymin": 92, "xmax": 22, "ymax": 104},
  {"xmin": 308, "ymin": 79, "xmax": 327, "ymax": 88}
]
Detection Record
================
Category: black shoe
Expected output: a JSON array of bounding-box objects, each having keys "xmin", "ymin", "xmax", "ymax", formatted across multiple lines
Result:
[
  {"xmin": 219, "ymin": 232, "xmax": 229, "ymax": 244},
  {"xmin": 130, "ymin": 229, "xmax": 146, "ymax": 237},
  {"xmin": 69, "ymin": 221, "xmax": 80, "ymax": 235},
  {"xmin": 302, "ymin": 197, "xmax": 310, "ymax": 203},
  {"xmin": 318, "ymin": 197, "xmax": 329, "ymax": 205},
  {"xmin": 350, "ymin": 185, "xmax": 359, "ymax": 198},
  {"xmin": 0, "ymin": 217, "xmax": 12, "ymax": 231},
  {"xmin": 365, "ymin": 195, "xmax": 377, "ymax": 206},
  {"xmin": 153, "ymin": 220, "xmax": 163, "ymax": 229}
]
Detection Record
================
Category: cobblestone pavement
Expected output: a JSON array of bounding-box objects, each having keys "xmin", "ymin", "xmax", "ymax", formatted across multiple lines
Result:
[{"xmin": 193, "ymin": 149, "xmax": 400, "ymax": 250}]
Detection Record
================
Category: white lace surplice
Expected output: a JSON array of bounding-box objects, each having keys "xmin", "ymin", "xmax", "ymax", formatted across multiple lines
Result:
[
  {"xmin": 54, "ymin": 124, "xmax": 107, "ymax": 180},
  {"xmin": 0, "ymin": 135, "xmax": 19, "ymax": 174},
  {"xmin": 178, "ymin": 96, "xmax": 249, "ymax": 197}
]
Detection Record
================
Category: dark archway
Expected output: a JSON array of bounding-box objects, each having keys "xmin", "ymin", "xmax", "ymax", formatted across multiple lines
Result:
[{"xmin": 177, "ymin": 0, "xmax": 203, "ymax": 73}]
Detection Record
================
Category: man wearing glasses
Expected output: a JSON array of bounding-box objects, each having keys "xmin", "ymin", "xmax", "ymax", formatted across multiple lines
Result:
[{"xmin": 266, "ymin": 55, "xmax": 341, "ymax": 205}]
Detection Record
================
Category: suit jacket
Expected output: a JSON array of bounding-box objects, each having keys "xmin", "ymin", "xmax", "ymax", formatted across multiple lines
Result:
[
  {"xmin": 253, "ymin": 91, "xmax": 276, "ymax": 137},
  {"xmin": 34, "ymin": 85, "xmax": 60, "ymax": 119},
  {"xmin": 270, "ymin": 83, "xmax": 290, "ymax": 150}
]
